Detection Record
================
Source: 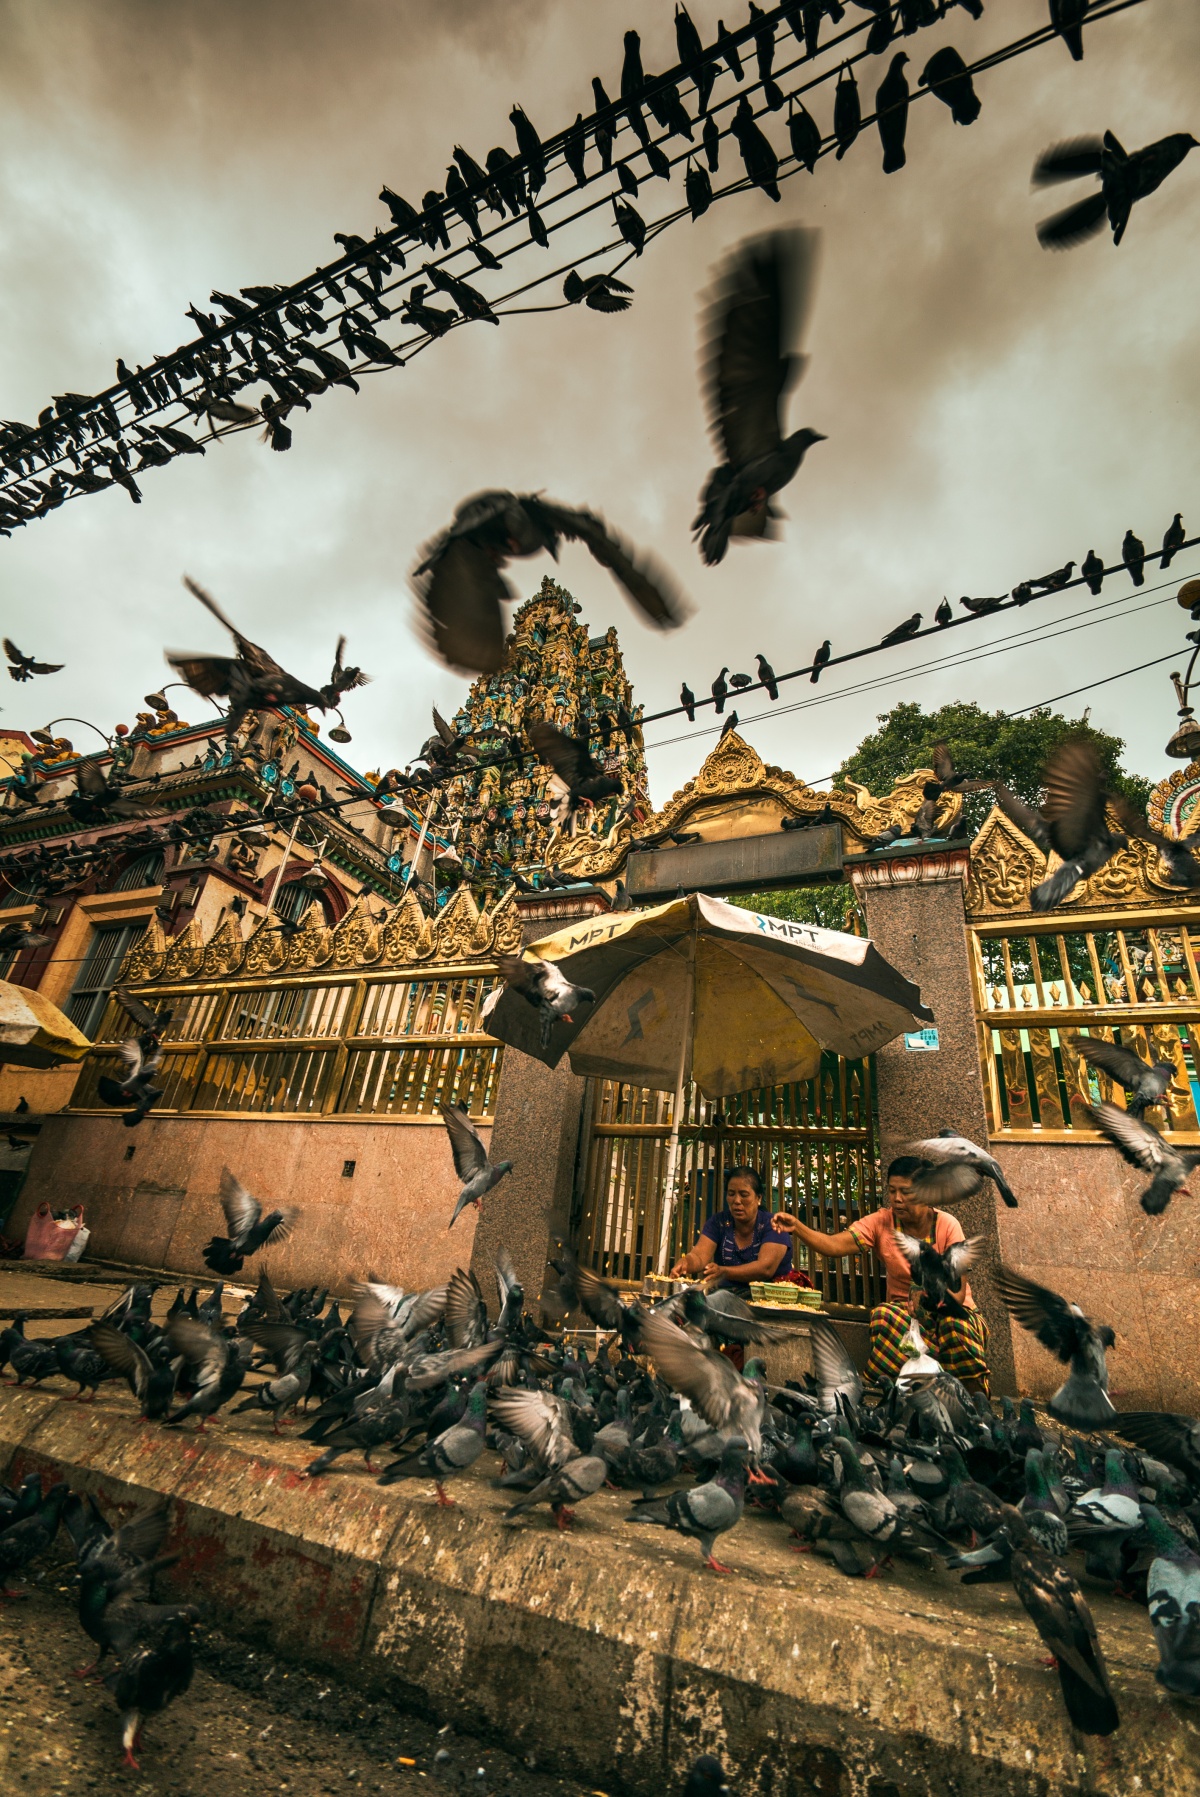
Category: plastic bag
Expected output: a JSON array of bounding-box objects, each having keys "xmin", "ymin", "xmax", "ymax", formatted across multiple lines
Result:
[{"xmin": 23, "ymin": 1203, "xmax": 84, "ymax": 1261}]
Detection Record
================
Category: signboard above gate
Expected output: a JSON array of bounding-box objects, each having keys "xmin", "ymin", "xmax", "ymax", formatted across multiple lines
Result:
[{"xmin": 625, "ymin": 822, "xmax": 844, "ymax": 900}]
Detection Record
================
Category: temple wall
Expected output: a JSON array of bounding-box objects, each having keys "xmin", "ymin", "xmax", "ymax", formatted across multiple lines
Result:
[
  {"xmin": 990, "ymin": 1138, "xmax": 1200, "ymax": 1413},
  {"xmin": 6, "ymin": 1112, "xmax": 485, "ymax": 1292}
]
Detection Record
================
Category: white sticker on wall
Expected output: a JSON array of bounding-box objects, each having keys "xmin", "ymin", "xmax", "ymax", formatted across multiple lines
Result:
[{"xmin": 904, "ymin": 1028, "xmax": 940, "ymax": 1052}]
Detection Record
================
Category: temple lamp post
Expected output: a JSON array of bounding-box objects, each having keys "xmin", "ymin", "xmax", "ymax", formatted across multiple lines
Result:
[
  {"xmin": 1167, "ymin": 580, "xmax": 1200, "ymax": 761},
  {"xmin": 29, "ymin": 716, "xmax": 116, "ymax": 753}
]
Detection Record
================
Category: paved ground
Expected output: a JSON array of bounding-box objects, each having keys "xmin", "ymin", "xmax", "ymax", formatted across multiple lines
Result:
[{"xmin": 0, "ymin": 1577, "xmax": 598, "ymax": 1797}]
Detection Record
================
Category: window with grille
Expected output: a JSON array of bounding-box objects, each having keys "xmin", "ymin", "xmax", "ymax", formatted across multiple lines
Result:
[
  {"xmin": 66, "ymin": 922, "xmax": 147, "ymax": 1039},
  {"xmin": 273, "ymin": 880, "xmax": 331, "ymax": 926},
  {"xmin": 112, "ymin": 851, "xmax": 164, "ymax": 892}
]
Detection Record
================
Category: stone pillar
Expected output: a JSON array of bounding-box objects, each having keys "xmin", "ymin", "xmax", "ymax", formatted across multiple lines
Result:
[
  {"xmin": 846, "ymin": 845, "xmax": 1016, "ymax": 1394},
  {"xmin": 469, "ymin": 890, "xmax": 610, "ymax": 1317}
]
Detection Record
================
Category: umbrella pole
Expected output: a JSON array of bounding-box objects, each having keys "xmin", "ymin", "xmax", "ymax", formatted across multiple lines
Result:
[{"xmin": 655, "ymin": 941, "xmax": 693, "ymax": 1275}]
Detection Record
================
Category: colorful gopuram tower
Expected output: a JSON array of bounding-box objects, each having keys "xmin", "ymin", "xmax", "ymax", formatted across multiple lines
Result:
[{"xmin": 439, "ymin": 576, "xmax": 650, "ymax": 881}]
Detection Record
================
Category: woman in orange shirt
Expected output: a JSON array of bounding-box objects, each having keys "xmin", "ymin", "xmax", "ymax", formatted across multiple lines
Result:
[{"xmin": 772, "ymin": 1155, "xmax": 990, "ymax": 1394}]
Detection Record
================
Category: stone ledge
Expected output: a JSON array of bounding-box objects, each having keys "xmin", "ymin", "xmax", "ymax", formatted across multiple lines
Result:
[{"xmin": 0, "ymin": 1383, "xmax": 1194, "ymax": 1797}]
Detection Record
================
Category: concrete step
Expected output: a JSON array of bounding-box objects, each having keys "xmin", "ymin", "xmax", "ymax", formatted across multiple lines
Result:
[{"xmin": 0, "ymin": 1380, "xmax": 1191, "ymax": 1797}]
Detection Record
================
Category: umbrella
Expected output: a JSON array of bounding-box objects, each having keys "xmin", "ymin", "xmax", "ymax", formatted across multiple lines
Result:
[
  {"xmin": 0, "ymin": 981, "xmax": 91, "ymax": 1069},
  {"xmin": 483, "ymin": 892, "xmax": 932, "ymax": 1269}
]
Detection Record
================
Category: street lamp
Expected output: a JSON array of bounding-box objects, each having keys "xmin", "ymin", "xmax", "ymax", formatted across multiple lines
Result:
[{"xmin": 1165, "ymin": 584, "xmax": 1200, "ymax": 760}]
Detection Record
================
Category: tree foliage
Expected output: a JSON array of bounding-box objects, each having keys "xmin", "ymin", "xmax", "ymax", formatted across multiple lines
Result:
[{"xmin": 730, "ymin": 702, "xmax": 1153, "ymax": 935}]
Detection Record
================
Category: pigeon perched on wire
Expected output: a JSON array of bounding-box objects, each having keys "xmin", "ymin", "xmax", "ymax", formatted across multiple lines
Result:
[
  {"xmin": 881, "ymin": 613, "xmax": 921, "ymax": 646},
  {"xmin": 993, "ymin": 1265, "xmax": 1116, "ymax": 1429},
  {"xmin": 1033, "ymin": 129, "xmax": 1198, "ymax": 250},
  {"xmin": 563, "ymin": 270, "xmax": 633, "ymax": 312},
  {"xmin": 4, "ymin": 638, "xmax": 63, "ymax": 682},
  {"xmin": 693, "ymin": 230, "xmax": 825, "ymax": 566},
  {"xmin": 918, "ymin": 46, "xmax": 980, "ymax": 125},
  {"xmin": 1087, "ymin": 1101, "xmax": 1200, "ymax": 1215},
  {"xmin": 1081, "ymin": 549, "xmax": 1104, "ymax": 594},
  {"xmin": 439, "ymin": 1102, "xmax": 513, "ymax": 1225},
  {"xmin": 482, "ymin": 949, "xmax": 595, "ymax": 1050},
  {"xmin": 202, "ymin": 1166, "xmax": 299, "ymax": 1275},
  {"xmin": 1074, "ymin": 1036, "xmax": 1178, "ymax": 1120},
  {"xmin": 412, "ymin": 491, "xmax": 686, "ymax": 675},
  {"xmin": 1162, "ymin": 513, "xmax": 1187, "ymax": 568}
]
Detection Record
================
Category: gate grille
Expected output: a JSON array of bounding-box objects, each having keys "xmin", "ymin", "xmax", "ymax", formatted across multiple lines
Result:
[{"xmin": 573, "ymin": 1053, "xmax": 884, "ymax": 1315}]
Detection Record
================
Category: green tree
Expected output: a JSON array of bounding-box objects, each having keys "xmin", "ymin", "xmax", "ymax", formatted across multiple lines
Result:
[{"xmin": 731, "ymin": 702, "xmax": 1153, "ymax": 934}]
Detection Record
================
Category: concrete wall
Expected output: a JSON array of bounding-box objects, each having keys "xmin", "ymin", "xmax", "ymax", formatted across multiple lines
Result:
[
  {"xmin": 6, "ymin": 1112, "xmax": 484, "ymax": 1292},
  {"xmin": 992, "ymin": 1136, "xmax": 1200, "ymax": 1413}
]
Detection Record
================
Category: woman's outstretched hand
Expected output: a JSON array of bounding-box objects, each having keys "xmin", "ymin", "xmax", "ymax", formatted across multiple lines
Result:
[{"xmin": 772, "ymin": 1212, "xmax": 801, "ymax": 1233}]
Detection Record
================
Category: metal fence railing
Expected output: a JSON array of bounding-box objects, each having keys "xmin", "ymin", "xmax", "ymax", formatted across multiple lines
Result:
[
  {"xmin": 68, "ymin": 969, "xmax": 503, "ymax": 1123},
  {"xmin": 971, "ymin": 911, "xmax": 1200, "ymax": 1140}
]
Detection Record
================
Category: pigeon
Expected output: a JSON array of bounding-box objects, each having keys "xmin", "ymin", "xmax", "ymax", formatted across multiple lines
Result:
[
  {"xmin": 525, "ymin": 719, "xmax": 623, "ymax": 822},
  {"xmin": 162, "ymin": 1315, "xmax": 250, "ymax": 1430},
  {"xmin": 439, "ymin": 1102, "xmax": 513, "ymax": 1224},
  {"xmin": 675, "ymin": 6, "xmax": 715, "ymax": 112},
  {"xmin": 114, "ymin": 988, "xmax": 173, "ymax": 1044},
  {"xmin": 549, "ymin": 1248, "xmax": 645, "ymax": 1352},
  {"xmin": 680, "ymin": 682, "xmax": 697, "ymax": 720},
  {"xmin": 788, "ymin": 100, "xmax": 822, "ymax": 172},
  {"xmin": 637, "ymin": 1313, "xmax": 766, "ymax": 1463},
  {"xmin": 401, "ymin": 284, "xmax": 456, "ymax": 337},
  {"xmin": 1018, "ymin": 1450, "xmax": 1069, "ymax": 1558},
  {"xmin": 893, "ymin": 1231, "xmax": 981, "ymax": 1314},
  {"xmin": 1049, "ymin": 0, "xmax": 1088, "ymax": 60},
  {"xmin": 934, "ymin": 598, "xmax": 953, "ymax": 627},
  {"xmin": 1144, "ymin": 1504, "xmax": 1200, "ymax": 1696},
  {"xmin": 1066, "ymin": 1449, "xmax": 1141, "ymax": 1582},
  {"xmin": 1003, "ymin": 1513, "xmax": 1120, "ymax": 1735},
  {"xmin": 377, "ymin": 1378, "xmax": 490, "ymax": 1501},
  {"xmin": 613, "ymin": 196, "xmax": 647, "ymax": 255},
  {"xmin": 168, "ymin": 577, "xmax": 335, "ymax": 741},
  {"xmin": 881, "ymin": 613, "xmax": 921, "ymax": 646},
  {"xmin": 1073, "ymin": 1036, "xmax": 1176, "ymax": 1119},
  {"xmin": 833, "ymin": 64, "xmax": 860, "ymax": 160},
  {"xmin": 958, "ymin": 594, "xmax": 1006, "ymax": 616},
  {"xmin": 629, "ymin": 1437, "xmax": 750, "ymax": 1570},
  {"xmin": 502, "ymin": 1450, "xmax": 608, "ymax": 1530},
  {"xmin": 729, "ymin": 672, "xmax": 753, "ymax": 692},
  {"xmin": 102, "ymin": 1593, "xmax": 199, "ymax": 1770},
  {"xmin": 0, "ymin": 921, "xmax": 51, "ymax": 958},
  {"xmin": 875, "ymin": 54, "xmax": 909, "ymax": 174},
  {"xmin": 711, "ymin": 667, "xmax": 729, "ymax": 713},
  {"xmin": 810, "ymin": 639, "xmax": 831, "ymax": 683},
  {"xmin": 918, "ymin": 46, "xmax": 980, "ymax": 125},
  {"xmin": 1162, "ymin": 512, "xmax": 1186, "ymax": 568},
  {"xmin": 64, "ymin": 1496, "xmax": 175, "ymax": 1680},
  {"xmin": 1027, "ymin": 561, "xmax": 1076, "ymax": 594},
  {"xmin": 4, "ymin": 638, "xmax": 63, "ymax": 682},
  {"xmin": 809, "ymin": 1316, "xmax": 863, "ymax": 1416},
  {"xmin": 202, "ymin": 1166, "xmax": 299, "ymax": 1275},
  {"xmin": 231, "ymin": 1334, "xmax": 319, "ymax": 1432},
  {"xmin": 1080, "ymin": 549, "xmax": 1104, "ymax": 594},
  {"xmin": 323, "ymin": 636, "xmax": 370, "ymax": 709},
  {"xmin": 0, "ymin": 1480, "xmax": 72, "ymax": 1597},
  {"xmin": 1087, "ymin": 1100, "xmax": 1200, "ymax": 1215},
  {"xmin": 693, "ymin": 230, "xmax": 825, "ymax": 566},
  {"xmin": 563, "ymin": 271, "xmax": 633, "ymax": 312},
  {"xmin": 685, "ymin": 159, "xmax": 714, "ymax": 218},
  {"xmin": 684, "ymin": 1756, "xmax": 733, "ymax": 1797},
  {"xmin": 730, "ymin": 96, "xmax": 781, "ymax": 200},
  {"xmin": 1033, "ymin": 130, "xmax": 1198, "ymax": 251},
  {"xmin": 906, "ymin": 1129, "xmax": 1018, "ymax": 1208},
  {"xmin": 412, "ymin": 491, "xmax": 685, "ymax": 674},
  {"xmin": 86, "ymin": 1323, "xmax": 177, "ymax": 1420},
  {"xmin": 719, "ymin": 713, "xmax": 739, "ymax": 742},
  {"xmin": 482, "ymin": 949, "xmax": 595, "ymax": 1050},
  {"xmin": 1122, "ymin": 528, "xmax": 1146, "ymax": 585},
  {"xmin": 993, "ymin": 1265, "xmax": 1116, "ymax": 1429},
  {"xmin": 96, "ymin": 1040, "xmax": 164, "ymax": 1129},
  {"xmin": 993, "ymin": 737, "xmax": 1140, "ymax": 909},
  {"xmin": 756, "ymin": 653, "xmax": 778, "ymax": 699}
]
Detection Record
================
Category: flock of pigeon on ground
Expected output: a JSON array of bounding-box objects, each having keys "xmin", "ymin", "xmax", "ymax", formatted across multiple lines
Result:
[{"xmin": 5, "ymin": 1084, "xmax": 1200, "ymax": 1766}]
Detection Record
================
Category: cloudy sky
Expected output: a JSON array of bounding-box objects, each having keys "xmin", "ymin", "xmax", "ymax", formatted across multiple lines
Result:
[{"xmin": 0, "ymin": 0, "xmax": 1196, "ymax": 810}]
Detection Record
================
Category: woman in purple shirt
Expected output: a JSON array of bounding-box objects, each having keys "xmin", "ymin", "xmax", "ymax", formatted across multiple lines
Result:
[{"xmin": 670, "ymin": 1166, "xmax": 793, "ymax": 1289}]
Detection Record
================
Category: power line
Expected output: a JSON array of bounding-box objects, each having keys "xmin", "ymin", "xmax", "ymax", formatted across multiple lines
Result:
[{"xmin": 0, "ymin": 0, "xmax": 1140, "ymax": 527}]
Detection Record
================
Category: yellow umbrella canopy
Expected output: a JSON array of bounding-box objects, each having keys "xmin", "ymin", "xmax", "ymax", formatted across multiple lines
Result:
[
  {"xmin": 0, "ymin": 981, "xmax": 91, "ymax": 1069},
  {"xmin": 484, "ymin": 891, "xmax": 932, "ymax": 1099}
]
